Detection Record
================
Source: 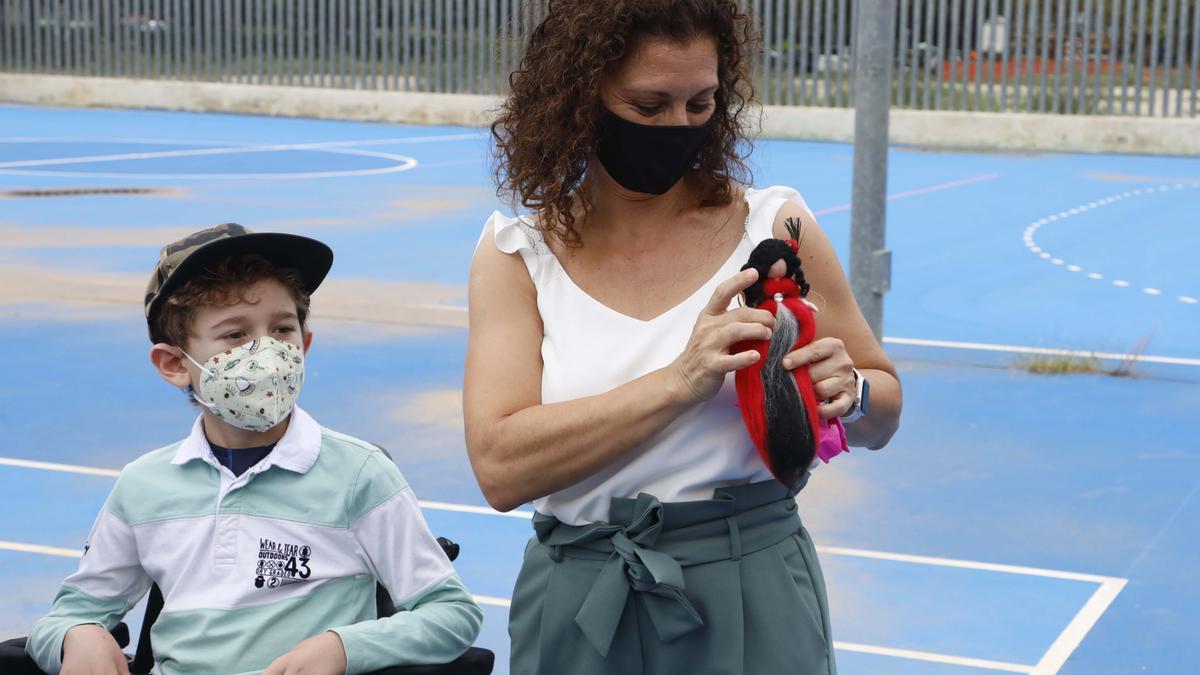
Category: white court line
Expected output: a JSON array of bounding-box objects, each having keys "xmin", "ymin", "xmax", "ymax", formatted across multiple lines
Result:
[
  {"xmin": 0, "ymin": 540, "xmax": 82, "ymax": 558},
  {"xmin": 368, "ymin": 306, "xmax": 1200, "ymax": 371},
  {"xmin": 832, "ymin": 641, "xmax": 1031, "ymax": 673},
  {"xmin": 0, "ymin": 534, "xmax": 1088, "ymax": 674},
  {"xmin": 0, "ymin": 456, "xmax": 534, "ymax": 519},
  {"xmin": 882, "ymin": 336, "xmax": 1200, "ymax": 368},
  {"xmin": 0, "ymin": 539, "xmax": 516, "ymax": 612},
  {"xmin": 1031, "ymin": 579, "xmax": 1127, "ymax": 675},
  {"xmin": 817, "ymin": 545, "xmax": 1123, "ymax": 585},
  {"xmin": 0, "ymin": 454, "xmax": 1126, "ymax": 584},
  {"xmin": 0, "ymin": 134, "xmax": 475, "ymax": 169},
  {"xmin": 2, "ymin": 453, "xmax": 1128, "ymax": 674}
]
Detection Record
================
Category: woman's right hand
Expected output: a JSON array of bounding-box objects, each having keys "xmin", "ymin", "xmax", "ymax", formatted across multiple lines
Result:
[{"xmin": 668, "ymin": 268, "xmax": 777, "ymax": 404}]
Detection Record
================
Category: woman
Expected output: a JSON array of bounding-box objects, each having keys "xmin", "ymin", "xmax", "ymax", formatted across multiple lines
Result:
[{"xmin": 465, "ymin": 2, "xmax": 901, "ymax": 673}]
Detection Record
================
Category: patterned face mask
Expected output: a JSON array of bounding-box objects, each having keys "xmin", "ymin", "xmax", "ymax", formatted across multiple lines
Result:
[{"xmin": 182, "ymin": 336, "xmax": 305, "ymax": 432}]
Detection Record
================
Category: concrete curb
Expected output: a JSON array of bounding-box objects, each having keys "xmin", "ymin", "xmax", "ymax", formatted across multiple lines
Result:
[{"xmin": 2, "ymin": 74, "xmax": 1197, "ymax": 156}]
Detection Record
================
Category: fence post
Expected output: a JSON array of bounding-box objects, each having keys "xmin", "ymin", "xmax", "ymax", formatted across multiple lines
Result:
[{"xmin": 849, "ymin": 0, "xmax": 895, "ymax": 342}]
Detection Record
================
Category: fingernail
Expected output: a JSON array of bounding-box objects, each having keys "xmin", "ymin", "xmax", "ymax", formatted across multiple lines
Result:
[{"xmin": 782, "ymin": 359, "xmax": 792, "ymax": 368}]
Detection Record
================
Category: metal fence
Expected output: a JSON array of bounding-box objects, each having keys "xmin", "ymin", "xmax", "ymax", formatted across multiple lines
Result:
[{"xmin": 1, "ymin": 1, "xmax": 1197, "ymax": 117}]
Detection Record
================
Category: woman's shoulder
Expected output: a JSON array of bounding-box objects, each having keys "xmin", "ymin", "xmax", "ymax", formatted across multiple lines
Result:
[
  {"xmin": 477, "ymin": 210, "xmax": 551, "ymax": 257},
  {"xmin": 744, "ymin": 185, "xmax": 818, "ymax": 241}
]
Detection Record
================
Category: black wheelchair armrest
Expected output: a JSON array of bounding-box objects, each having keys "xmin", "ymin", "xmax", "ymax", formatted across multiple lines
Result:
[{"xmin": 362, "ymin": 647, "xmax": 495, "ymax": 675}]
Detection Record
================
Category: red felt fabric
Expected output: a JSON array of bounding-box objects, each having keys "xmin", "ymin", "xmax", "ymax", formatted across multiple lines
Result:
[{"xmin": 734, "ymin": 278, "xmax": 820, "ymax": 484}]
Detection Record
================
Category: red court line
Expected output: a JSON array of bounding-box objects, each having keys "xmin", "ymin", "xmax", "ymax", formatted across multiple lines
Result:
[{"xmin": 813, "ymin": 172, "xmax": 1002, "ymax": 216}]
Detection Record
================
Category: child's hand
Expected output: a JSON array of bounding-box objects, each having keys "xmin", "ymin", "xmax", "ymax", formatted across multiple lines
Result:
[
  {"xmin": 263, "ymin": 630, "xmax": 347, "ymax": 675},
  {"xmin": 61, "ymin": 624, "xmax": 130, "ymax": 675}
]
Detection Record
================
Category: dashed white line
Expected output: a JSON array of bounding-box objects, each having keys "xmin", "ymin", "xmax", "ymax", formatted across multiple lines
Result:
[{"xmin": 1023, "ymin": 185, "xmax": 1196, "ymax": 305}]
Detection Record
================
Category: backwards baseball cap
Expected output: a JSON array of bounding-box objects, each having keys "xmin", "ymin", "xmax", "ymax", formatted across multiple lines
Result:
[{"xmin": 144, "ymin": 223, "xmax": 334, "ymax": 344}]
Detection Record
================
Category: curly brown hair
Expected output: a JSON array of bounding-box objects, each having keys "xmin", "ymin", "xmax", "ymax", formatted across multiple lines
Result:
[
  {"xmin": 492, "ymin": 0, "xmax": 758, "ymax": 247},
  {"xmin": 154, "ymin": 254, "xmax": 311, "ymax": 349}
]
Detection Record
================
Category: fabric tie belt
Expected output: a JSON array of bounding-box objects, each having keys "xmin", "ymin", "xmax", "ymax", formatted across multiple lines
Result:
[{"xmin": 532, "ymin": 477, "xmax": 806, "ymax": 657}]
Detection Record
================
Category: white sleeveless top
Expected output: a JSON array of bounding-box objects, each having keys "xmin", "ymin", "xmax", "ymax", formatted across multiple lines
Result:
[{"xmin": 477, "ymin": 186, "xmax": 817, "ymax": 525}]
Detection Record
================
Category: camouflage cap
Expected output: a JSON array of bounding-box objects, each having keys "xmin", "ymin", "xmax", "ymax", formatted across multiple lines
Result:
[{"xmin": 144, "ymin": 223, "xmax": 334, "ymax": 343}]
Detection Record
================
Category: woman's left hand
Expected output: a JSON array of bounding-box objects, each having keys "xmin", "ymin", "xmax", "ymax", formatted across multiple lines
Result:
[{"xmin": 782, "ymin": 337, "xmax": 856, "ymax": 419}]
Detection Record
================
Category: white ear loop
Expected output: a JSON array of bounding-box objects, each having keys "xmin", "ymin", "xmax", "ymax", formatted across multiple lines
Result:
[{"xmin": 180, "ymin": 349, "xmax": 219, "ymax": 409}]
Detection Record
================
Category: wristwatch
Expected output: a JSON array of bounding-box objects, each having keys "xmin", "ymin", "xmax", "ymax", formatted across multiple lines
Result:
[{"xmin": 839, "ymin": 368, "xmax": 870, "ymax": 424}]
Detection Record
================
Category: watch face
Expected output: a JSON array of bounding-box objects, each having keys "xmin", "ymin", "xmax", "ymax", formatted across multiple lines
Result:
[{"xmin": 860, "ymin": 377, "xmax": 870, "ymax": 415}]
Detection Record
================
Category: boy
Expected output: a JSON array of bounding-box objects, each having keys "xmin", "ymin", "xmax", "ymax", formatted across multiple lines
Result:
[{"xmin": 26, "ymin": 224, "xmax": 482, "ymax": 675}]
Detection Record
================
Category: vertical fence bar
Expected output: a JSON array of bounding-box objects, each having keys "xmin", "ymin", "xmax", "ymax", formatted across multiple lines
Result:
[
  {"xmin": 1171, "ymin": 0, "xmax": 1186, "ymax": 116},
  {"xmin": 1104, "ymin": 0, "xmax": 1118, "ymax": 113},
  {"xmin": 1066, "ymin": 0, "xmax": 1081, "ymax": 114},
  {"xmin": 836, "ymin": 0, "xmax": 849, "ymax": 106},
  {"xmin": 351, "ymin": 0, "xmax": 360, "ymax": 89},
  {"xmin": 1122, "ymin": 0, "xmax": 1134, "ymax": 113},
  {"xmin": 947, "ymin": 0, "xmax": 960, "ymax": 108},
  {"xmin": 456, "ymin": 0, "xmax": 464, "ymax": 93},
  {"xmin": 972, "ymin": 0, "xmax": 984, "ymax": 109},
  {"xmin": 961, "ymin": 0, "xmax": 975, "ymax": 109},
  {"xmin": 285, "ymin": 0, "xmax": 294, "ymax": 86},
  {"xmin": 487, "ymin": 0, "xmax": 495, "ymax": 94},
  {"xmin": 1019, "ymin": 0, "xmax": 1033, "ymax": 112},
  {"xmin": 385, "ymin": 0, "xmax": 393, "ymax": 90},
  {"xmin": 896, "ymin": 0, "xmax": 908, "ymax": 107},
  {"xmin": 1134, "ymin": 0, "xmax": 1147, "ymax": 115},
  {"xmin": 425, "ymin": 0, "xmax": 433, "ymax": 92},
  {"xmin": 980, "ymin": 0, "xmax": 994, "ymax": 110},
  {"xmin": 367, "ymin": 0, "xmax": 376, "ymax": 89},
  {"xmin": 1051, "ymin": 0, "xmax": 1065, "ymax": 112},
  {"xmin": 820, "ymin": 0, "xmax": 830, "ymax": 103},
  {"xmin": 51, "ymin": 0, "xmax": 62, "ymax": 76},
  {"xmin": 1149, "ymin": 0, "xmax": 1162, "ymax": 115},
  {"xmin": 207, "ymin": 0, "xmax": 215, "ymax": 81},
  {"xmin": 1161, "ymin": 0, "xmax": 1177, "ymax": 115},
  {"xmin": 499, "ymin": 0, "xmax": 508, "ymax": 96},
  {"xmin": 921, "ymin": 0, "xmax": 935, "ymax": 109},
  {"xmin": 1089, "ymin": 0, "xmax": 1102, "ymax": 113},
  {"xmin": 152, "ymin": 0, "xmax": 161, "ymax": 78},
  {"xmin": 799, "ymin": 0, "xmax": 811, "ymax": 104},
  {"xmin": 815, "ymin": 0, "xmax": 826, "ymax": 104},
  {"xmin": 1191, "ymin": 0, "xmax": 1199, "ymax": 116},
  {"xmin": 751, "ymin": 0, "xmax": 762, "ymax": 100},
  {"xmin": 786, "ymin": 0, "xmax": 798, "ymax": 105},
  {"xmin": 405, "ymin": 0, "xmax": 413, "ymax": 91},
  {"xmin": 934, "ymin": 0, "xmax": 947, "ymax": 109},
  {"xmin": 1001, "ymin": 0, "xmax": 1014, "ymax": 110},
  {"xmin": 1032, "ymin": 0, "xmax": 1041, "ymax": 110},
  {"xmin": 435, "ymin": 0, "xmax": 444, "ymax": 93},
  {"xmin": 908, "ymin": 0, "xmax": 920, "ymax": 107},
  {"xmin": 768, "ymin": 0, "xmax": 780, "ymax": 105},
  {"xmin": 69, "ymin": 0, "xmax": 80, "ymax": 74},
  {"xmin": 465, "ymin": 0, "xmax": 473, "ymax": 93}
]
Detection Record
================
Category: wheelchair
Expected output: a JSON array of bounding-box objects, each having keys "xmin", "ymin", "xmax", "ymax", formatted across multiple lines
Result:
[{"xmin": 0, "ymin": 535, "xmax": 495, "ymax": 675}]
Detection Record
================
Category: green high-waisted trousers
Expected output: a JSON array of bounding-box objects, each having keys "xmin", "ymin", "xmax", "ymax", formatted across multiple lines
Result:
[{"xmin": 508, "ymin": 479, "xmax": 837, "ymax": 675}]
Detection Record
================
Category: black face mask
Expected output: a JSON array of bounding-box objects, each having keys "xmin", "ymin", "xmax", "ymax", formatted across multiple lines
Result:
[{"xmin": 595, "ymin": 109, "xmax": 715, "ymax": 195}]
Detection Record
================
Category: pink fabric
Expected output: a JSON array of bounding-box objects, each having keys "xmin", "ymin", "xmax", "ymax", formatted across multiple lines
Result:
[{"xmin": 816, "ymin": 417, "xmax": 849, "ymax": 463}]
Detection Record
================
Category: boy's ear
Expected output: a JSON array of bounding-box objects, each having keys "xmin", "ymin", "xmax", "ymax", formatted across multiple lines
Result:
[
  {"xmin": 150, "ymin": 343, "xmax": 193, "ymax": 389},
  {"xmin": 302, "ymin": 328, "xmax": 313, "ymax": 355}
]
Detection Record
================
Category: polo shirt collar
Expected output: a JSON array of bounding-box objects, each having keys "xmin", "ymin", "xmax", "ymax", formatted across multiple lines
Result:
[{"xmin": 170, "ymin": 406, "xmax": 321, "ymax": 475}]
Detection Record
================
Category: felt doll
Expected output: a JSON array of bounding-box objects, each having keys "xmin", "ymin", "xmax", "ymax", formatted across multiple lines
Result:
[{"xmin": 734, "ymin": 221, "xmax": 849, "ymax": 490}]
